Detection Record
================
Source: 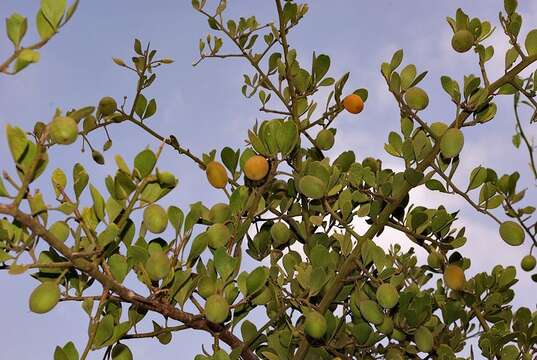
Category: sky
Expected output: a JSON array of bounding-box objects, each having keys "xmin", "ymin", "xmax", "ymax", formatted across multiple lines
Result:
[{"xmin": 1, "ymin": 1, "xmax": 536, "ymax": 359}]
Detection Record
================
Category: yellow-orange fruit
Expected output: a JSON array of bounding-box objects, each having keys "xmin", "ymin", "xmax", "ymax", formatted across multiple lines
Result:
[
  {"xmin": 443, "ymin": 265, "xmax": 466, "ymax": 291},
  {"xmin": 342, "ymin": 94, "xmax": 364, "ymax": 114},
  {"xmin": 206, "ymin": 161, "xmax": 228, "ymax": 188},
  {"xmin": 244, "ymin": 155, "xmax": 269, "ymax": 181}
]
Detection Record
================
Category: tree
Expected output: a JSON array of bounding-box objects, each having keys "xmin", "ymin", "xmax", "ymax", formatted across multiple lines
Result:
[{"xmin": 1, "ymin": 0, "xmax": 536, "ymax": 359}]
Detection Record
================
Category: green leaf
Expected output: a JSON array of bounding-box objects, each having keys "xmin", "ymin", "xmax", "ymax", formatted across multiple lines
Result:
[
  {"xmin": 73, "ymin": 163, "xmax": 89, "ymax": 200},
  {"xmin": 400, "ymin": 64, "xmax": 417, "ymax": 90},
  {"xmin": 187, "ymin": 233, "xmax": 208, "ymax": 265},
  {"xmin": 467, "ymin": 166, "xmax": 487, "ymax": 191},
  {"xmin": 221, "ymin": 147, "xmax": 239, "ymax": 174},
  {"xmin": 97, "ymin": 223, "xmax": 119, "ymax": 248},
  {"xmin": 390, "ymin": 49, "xmax": 404, "ymax": 70},
  {"xmin": 214, "ymin": 247, "xmax": 239, "ymax": 281},
  {"xmin": 144, "ymin": 99, "xmax": 157, "ymax": 119},
  {"xmin": 504, "ymin": 0, "xmax": 518, "ymax": 15},
  {"xmin": 246, "ymin": 266, "xmax": 269, "ymax": 295},
  {"xmin": 36, "ymin": 10, "xmax": 54, "ymax": 40},
  {"xmin": 14, "ymin": 49, "xmax": 40, "ymax": 73},
  {"xmin": 6, "ymin": 124, "xmax": 28, "ymax": 163},
  {"xmin": 61, "ymin": 342, "xmax": 78, "ymax": 360},
  {"xmin": 167, "ymin": 206, "xmax": 184, "ymax": 234},
  {"xmin": 134, "ymin": 149, "xmax": 156, "ymax": 178},
  {"xmin": 90, "ymin": 185, "xmax": 105, "ymax": 221},
  {"xmin": 525, "ymin": 29, "xmax": 537, "ymax": 56},
  {"xmin": 41, "ymin": 0, "xmax": 67, "ymax": 27},
  {"xmin": 134, "ymin": 94, "xmax": 147, "ymax": 119},
  {"xmin": 51, "ymin": 168, "xmax": 67, "ymax": 196},
  {"xmin": 276, "ymin": 120, "xmax": 298, "ymax": 155},
  {"xmin": 6, "ymin": 13, "xmax": 27, "ymax": 48},
  {"xmin": 0, "ymin": 178, "xmax": 9, "ymax": 197},
  {"xmin": 108, "ymin": 254, "xmax": 128, "ymax": 283},
  {"xmin": 94, "ymin": 314, "xmax": 114, "ymax": 347},
  {"xmin": 313, "ymin": 54, "xmax": 330, "ymax": 82}
]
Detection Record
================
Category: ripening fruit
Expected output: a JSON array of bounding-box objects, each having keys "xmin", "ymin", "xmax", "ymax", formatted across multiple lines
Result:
[
  {"xmin": 521, "ymin": 255, "xmax": 536, "ymax": 272},
  {"xmin": 205, "ymin": 294, "xmax": 229, "ymax": 323},
  {"xmin": 451, "ymin": 30, "xmax": 474, "ymax": 53},
  {"xmin": 443, "ymin": 264, "xmax": 466, "ymax": 291},
  {"xmin": 206, "ymin": 161, "xmax": 228, "ymax": 189},
  {"xmin": 111, "ymin": 343, "xmax": 133, "ymax": 360},
  {"xmin": 206, "ymin": 223, "xmax": 231, "ymax": 248},
  {"xmin": 270, "ymin": 222, "xmax": 291, "ymax": 247},
  {"xmin": 342, "ymin": 94, "xmax": 364, "ymax": 114},
  {"xmin": 145, "ymin": 250, "xmax": 171, "ymax": 281},
  {"xmin": 197, "ymin": 276, "xmax": 217, "ymax": 298},
  {"xmin": 376, "ymin": 283, "xmax": 399, "ymax": 309},
  {"xmin": 499, "ymin": 221, "xmax": 525, "ymax": 246},
  {"xmin": 209, "ymin": 203, "xmax": 231, "ymax": 223},
  {"xmin": 244, "ymin": 155, "xmax": 269, "ymax": 181},
  {"xmin": 316, "ymin": 129, "xmax": 335, "ymax": 150},
  {"xmin": 29, "ymin": 282, "xmax": 60, "ymax": 314},
  {"xmin": 304, "ymin": 311, "xmax": 327, "ymax": 339},
  {"xmin": 440, "ymin": 128, "xmax": 464, "ymax": 158},
  {"xmin": 143, "ymin": 204, "xmax": 168, "ymax": 234},
  {"xmin": 98, "ymin": 96, "xmax": 117, "ymax": 117},
  {"xmin": 404, "ymin": 87, "xmax": 429, "ymax": 111},
  {"xmin": 49, "ymin": 116, "xmax": 78, "ymax": 145},
  {"xmin": 414, "ymin": 326, "xmax": 434, "ymax": 353},
  {"xmin": 427, "ymin": 251, "xmax": 443, "ymax": 269},
  {"xmin": 358, "ymin": 300, "xmax": 384, "ymax": 325},
  {"xmin": 298, "ymin": 175, "xmax": 326, "ymax": 199}
]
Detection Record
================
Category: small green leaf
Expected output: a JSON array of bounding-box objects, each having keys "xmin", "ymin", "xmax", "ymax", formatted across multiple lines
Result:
[
  {"xmin": 73, "ymin": 163, "xmax": 89, "ymax": 200},
  {"xmin": 6, "ymin": 13, "xmax": 27, "ymax": 48},
  {"xmin": 36, "ymin": 10, "xmax": 54, "ymax": 40},
  {"xmin": 90, "ymin": 185, "xmax": 105, "ymax": 221},
  {"xmin": 41, "ymin": 0, "xmax": 67, "ymax": 28},
  {"xmin": 525, "ymin": 29, "xmax": 537, "ymax": 56},
  {"xmin": 144, "ymin": 99, "xmax": 157, "ymax": 119},
  {"xmin": 134, "ymin": 149, "xmax": 156, "ymax": 178},
  {"xmin": 108, "ymin": 254, "xmax": 128, "ymax": 283}
]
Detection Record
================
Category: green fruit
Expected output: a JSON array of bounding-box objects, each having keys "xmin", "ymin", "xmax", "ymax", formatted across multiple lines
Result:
[
  {"xmin": 358, "ymin": 300, "xmax": 384, "ymax": 325},
  {"xmin": 304, "ymin": 311, "xmax": 327, "ymax": 339},
  {"xmin": 49, "ymin": 221, "xmax": 70, "ymax": 242},
  {"xmin": 427, "ymin": 251, "xmax": 443, "ymax": 269},
  {"xmin": 270, "ymin": 222, "xmax": 291, "ymax": 246},
  {"xmin": 414, "ymin": 326, "xmax": 434, "ymax": 353},
  {"xmin": 98, "ymin": 96, "xmax": 117, "ymax": 117},
  {"xmin": 385, "ymin": 348, "xmax": 405, "ymax": 360},
  {"xmin": 316, "ymin": 129, "xmax": 335, "ymax": 150},
  {"xmin": 111, "ymin": 343, "xmax": 133, "ymax": 360},
  {"xmin": 499, "ymin": 221, "xmax": 525, "ymax": 246},
  {"xmin": 198, "ymin": 276, "xmax": 217, "ymax": 298},
  {"xmin": 521, "ymin": 255, "xmax": 536, "ymax": 272},
  {"xmin": 298, "ymin": 175, "xmax": 326, "ymax": 199},
  {"xmin": 451, "ymin": 30, "xmax": 474, "ymax": 53},
  {"xmin": 49, "ymin": 116, "xmax": 78, "ymax": 145},
  {"xmin": 404, "ymin": 87, "xmax": 429, "ymax": 111},
  {"xmin": 209, "ymin": 203, "xmax": 231, "ymax": 223},
  {"xmin": 440, "ymin": 128, "xmax": 464, "ymax": 158},
  {"xmin": 29, "ymin": 282, "xmax": 60, "ymax": 314},
  {"xmin": 145, "ymin": 250, "xmax": 171, "ymax": 281},
  {"xmin": 205, "ymin": 294, "xmax": 229, "ymax": 323},
  {"xmin": 376, "ymin": 283, "xmax": 399, "ymax": 309},
  {"xmin": 143, "ymin": 204, "xmax": 168, "ymax": 234},
  {"xmin": 429, "ymin": 122, "xmax": 448, "ymax": 138},
  {"xmin": 157, "ymin": 170, "xmax": 177, "ymax": 188},
  {"xmin": 377, "ymin": 315, "xmax": 394, "ymax": 335},
  {"xmin": 206, "ymin": 223, "xmax": 231, "ymax": 248}
]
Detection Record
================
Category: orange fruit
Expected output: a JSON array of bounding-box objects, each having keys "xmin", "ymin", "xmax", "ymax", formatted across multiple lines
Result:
[
  {"xmin": 342, "ymin": 94, "xmax": 364, "ymax": 114},
  {"xmin": 443, "ymin": 264, "xmax": 465, "ymax": 291},
  {"xmin": 206, "ymin": 161, "xmax": 228, "ymax": 188},
  {"xmin": 244, "ymin": 155, "xmax": 269, "ymax": 181}
]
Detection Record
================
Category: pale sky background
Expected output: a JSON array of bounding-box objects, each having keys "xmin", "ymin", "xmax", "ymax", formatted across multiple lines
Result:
[{"xmin": 1, "ymin": 1, "xmax": 536, "ymax": 359}]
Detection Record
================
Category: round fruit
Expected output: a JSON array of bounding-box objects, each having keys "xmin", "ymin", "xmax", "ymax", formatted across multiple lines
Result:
[
  {"xmin": 209, "ymin": 203, "xmax": 231, "ymax": 223},
  {"xmin": 206, "ymin": 161, "xmax": 228, "ymax": 189},
  {"xmin": 304, "ymin": 311, "xmax": 327, "ymax": 339},
  {"xmin": 499, "ymin": 221, "xmax": 525, "ymax": 246},
  {"xmin": 404, "ymin": 87, "xmax": 429, "ymax": 111},
  {"xmin": 358, "ymin": 300, "xmax": 384, "ymax": 325},
  {"xmin": 451, "ymin": 30, "xmax": 474, "ymax": 53},
  {"xmin": 427, "ymin": 251, "xmax": 443, "ymax": 269},
  {"xmin": 376, "ymin": 283, "xmax": 399, "ymax": 309},
  {"xmin": 205, "ymin": 294, "xmax": 229, "ymax": 323},
  {"xmin": 98, "ymin": 96, "xmax": 117, "ymax": 117},
  {"xmin": 429, "ymin": 122, "xmax": 448, "ymax": 138},
  {"xmin": 414, "ymin": 326, "xmax": 434, "ymax": 353},
  {"xmin": 143, "ymin": 204, "xmax": 168, "ymax": 234},
  {"xmin": 316, "ymin": 129, "xmax": 335, "ymax": 150},
  {"xmin": 440, "ymin": 128, "xmax": 464, "ymax": 158},
  {"xmin": 521, "ymin": 255, "xmax": 536, "ymax": 272},
  {"xmin": 206, "ymin": 223, "xmax": 231, "ymax": 248},
  {"xmin": 244, "ymin": 155, "xmax": 269, "ymax": 181},
  {"xmin": 111, "ymin": 343, "xmax": 133, "ymax": 360},
  {"xmin": 298, "ymin": 175, "xmax": 326, "ymax": 199},
  {"xmin": 145, "ymin": 250, "xmax": 171, "ymax": 281},
  {"xmin": 49, "ymin": 116, "xmax": 78, "ymax": 145},
  {"xmin": 29, "ymin": 282, "xmax": 60, "ymax": 314},
  {"xmin": 443, "ymin": 264, "xmax": 466, "ymax": 291},
  {"xmin": 197, "ymin": 276, "xmax": 217, "ymax": 298},
  {"xmin": 49, "ymin": 221, "xmax": 70, "ymax": 242},
  {"xmin": 270, "ymin": 222, "xmax": 291, "ymax": 247},
  {"xmin": 342, "ymin": 94, "xmax": 364, "ymax": 114}
]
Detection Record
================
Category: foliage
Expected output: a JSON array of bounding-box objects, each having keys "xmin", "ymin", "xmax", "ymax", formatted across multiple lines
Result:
[{"xmin": 1, "ymin": 0, "xmax": 537, "ymax": 359}]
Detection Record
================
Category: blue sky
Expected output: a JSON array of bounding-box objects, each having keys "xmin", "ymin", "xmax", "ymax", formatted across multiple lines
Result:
[{"xmin": 1, "ymin": 1, "xmax": 536, "ymax": 359}]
